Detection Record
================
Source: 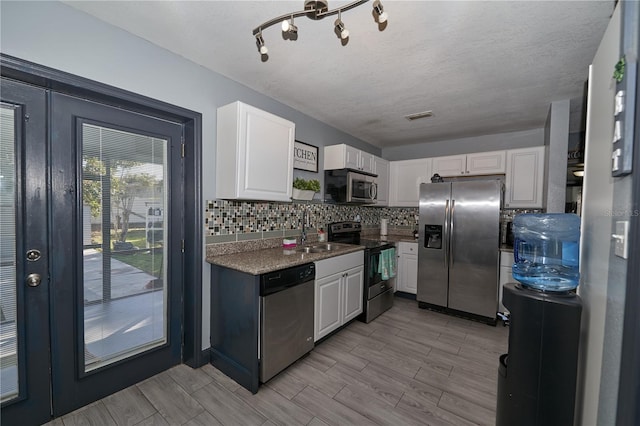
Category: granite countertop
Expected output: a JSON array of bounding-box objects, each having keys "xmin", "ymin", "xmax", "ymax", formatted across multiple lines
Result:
[
  {"xmin": 383, "ymin": 235, "xmax": 419, "ymax": 244},
  {"xmin": 207, "ymin": 242, "xmax": 365, "ymax": 275}
]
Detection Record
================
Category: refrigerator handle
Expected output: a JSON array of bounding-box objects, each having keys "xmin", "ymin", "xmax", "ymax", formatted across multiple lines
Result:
[
  {"xmin": 450, "ymin": 199, "xmax": 455, "ymax": 266},
  {"xmin": 444, "ymin": 199, "xmax": 449, "ymax": 268}
]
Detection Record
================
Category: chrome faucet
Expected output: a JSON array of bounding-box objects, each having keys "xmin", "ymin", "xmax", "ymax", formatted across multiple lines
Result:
[{"xmin": 300, "ymin": 211, "xmax": 307, "ymax": 245}]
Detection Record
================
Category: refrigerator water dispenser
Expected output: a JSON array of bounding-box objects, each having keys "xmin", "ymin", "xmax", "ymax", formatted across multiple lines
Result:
[{"xmin": 424, "ymin": 225, "xmax": 442, "ymax": 249}]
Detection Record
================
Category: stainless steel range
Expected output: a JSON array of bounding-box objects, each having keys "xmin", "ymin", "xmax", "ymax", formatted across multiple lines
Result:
[{"xmin": 327, "ymin": 221, "xmax": 395, "ymax": 323}]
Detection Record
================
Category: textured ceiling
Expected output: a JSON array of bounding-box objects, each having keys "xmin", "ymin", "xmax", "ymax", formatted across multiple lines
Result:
[{"xmin": 65, "ymin": 1, "xmax": 614, "ymax": 148}]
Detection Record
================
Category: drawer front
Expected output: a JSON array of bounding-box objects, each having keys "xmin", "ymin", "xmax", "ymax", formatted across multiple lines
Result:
[
  {"xmin": 400, "ymin": 242, "xmax": 418, "ymax": 255},
  {"xmin": 315, "ymin": 250, "xmax": 364, "ymax": 279}
]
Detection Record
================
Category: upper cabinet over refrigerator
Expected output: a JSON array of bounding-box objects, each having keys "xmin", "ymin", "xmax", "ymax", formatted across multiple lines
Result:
[
  {"xmin": 417, "ymin": 180, "xmax": 501, "ymax": 323},
  {"xmin": 432, "ymin": 151, "xmax": 506, "ymax": 177}
]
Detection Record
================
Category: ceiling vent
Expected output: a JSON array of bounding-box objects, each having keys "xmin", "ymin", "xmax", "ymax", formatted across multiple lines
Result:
[{"xmin": 405, "ymin": 110, "xmax": 434, "ymax": 121}]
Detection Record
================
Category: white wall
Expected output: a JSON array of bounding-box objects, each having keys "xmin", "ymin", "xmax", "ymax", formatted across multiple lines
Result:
[
  {"xmin": 577, "ymin": 4, "xmax": 621, "ymax": 425},
  {"xmin": 382, "ymin": 128, "xmax": 544, "ymax": 161},
  {"xmin": 0, "ymin": 1, "xmax": 378, "ymax": 352}
]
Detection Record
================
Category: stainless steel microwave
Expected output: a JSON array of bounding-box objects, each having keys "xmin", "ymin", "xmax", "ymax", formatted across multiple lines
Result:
[{"xmin": 324, "ymin": 169, "xmax": 377, "ymax": 204}]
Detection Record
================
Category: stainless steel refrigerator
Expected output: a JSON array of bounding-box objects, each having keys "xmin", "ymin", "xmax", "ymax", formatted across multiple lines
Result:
[{"xmin": 417, "ymin": 180, "xmax": 500, "ymax": 322}]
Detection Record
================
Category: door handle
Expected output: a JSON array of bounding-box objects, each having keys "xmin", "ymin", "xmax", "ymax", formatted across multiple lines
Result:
[
  {"xmin": 26, "ymin": 273, "xmax": 42, "ymax": 287},
  {"xmin": 444, "ymin": 200, "xmax": 449, "ymax": 268},
  {"xmin": 450, "ymin": 199, "xmax": 455, "ymax": 266}
]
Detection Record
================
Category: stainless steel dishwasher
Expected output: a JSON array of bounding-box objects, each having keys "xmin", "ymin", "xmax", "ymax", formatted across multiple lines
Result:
[{"xmin": 259, "ymin": 263, "xmax": 315, "ymax": 382}]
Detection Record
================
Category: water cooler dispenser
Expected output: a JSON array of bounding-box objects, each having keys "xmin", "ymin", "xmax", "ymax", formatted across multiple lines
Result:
[
  {"xmin": 496, "ymin": 214, "xmax": 583, "ymax": 426},
  {"xmin": 497, "ymin": 284, "xmax": 582, "ymax": 425}
]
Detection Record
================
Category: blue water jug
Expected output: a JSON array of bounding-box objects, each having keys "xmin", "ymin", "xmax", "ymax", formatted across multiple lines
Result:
[{"xmin": 512, "ymin": 213, "xmax": 580, "ymax": 292}]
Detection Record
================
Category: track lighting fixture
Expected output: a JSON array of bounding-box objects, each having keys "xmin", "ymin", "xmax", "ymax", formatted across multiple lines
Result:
[
  {"xmin": 253, "ymin": 0, "xmax": 388, "ymax": 58},
  {"xmin": 255, "ymin": 32, "xmax": 268, "ymax": 55},
  {"xmin": 334, "ymin": 11, "xmax": 349, "ymax": 40},
  {"xmin": 373, "ymin": 0, "xmax": 387, "ymax": 23}
]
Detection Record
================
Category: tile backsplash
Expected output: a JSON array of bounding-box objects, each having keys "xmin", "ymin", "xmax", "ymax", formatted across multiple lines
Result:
[{"xmin": 205, "ymin": 200, "xmax": 418, "ymax": 243}]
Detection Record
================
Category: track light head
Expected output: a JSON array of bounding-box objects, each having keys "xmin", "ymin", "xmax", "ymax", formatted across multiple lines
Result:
[
  {"xmin": 255, "ymin": 32, "xmax": 268, "ymax": 55},
  {"xmin": 334, "ymin": 18, "xmax": 349, "ymax": 40},
  {"xmin": 281, "ymin": 16, "xmax": 298, "ymax": 34},
  {"xmin": 373, "ymin": 0, "xmax": 388, "ymax": 23}
]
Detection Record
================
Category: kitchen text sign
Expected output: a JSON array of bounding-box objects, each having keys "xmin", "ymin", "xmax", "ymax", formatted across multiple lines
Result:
[{"xmin": 293, "ymin": 141, "xmax": 318, "ymax": 172}]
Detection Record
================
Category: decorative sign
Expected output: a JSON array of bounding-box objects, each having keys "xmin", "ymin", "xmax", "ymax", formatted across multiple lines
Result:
[
  {"xmin": 293, "ymin": 141, "xmax": 318, "ymax": 172},
  {"xmin": 611, "ymin": 55, "xmax": 635, "ymax": 177}
]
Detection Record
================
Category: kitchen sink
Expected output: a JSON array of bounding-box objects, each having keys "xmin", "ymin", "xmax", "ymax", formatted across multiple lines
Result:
[
  {"xmin": 313, "ymin": 243, "xmax": 337, "ymax": 251},
  {"xmin": 295, "ymin": 243, "xmax": 338, "ymax": 254},
  {"xmin": 295, "ymin": 246, "xmax": 316, "ymax": 253}
]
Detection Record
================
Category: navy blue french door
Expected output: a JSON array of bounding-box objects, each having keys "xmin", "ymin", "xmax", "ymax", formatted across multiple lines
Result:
[
  {"xmin": 1, "ymin": 79, "xmax": 186, "ymax": 423},
  {"xmin": 1, "ymin": 78, "xmax": 52, "ymax": 426},
  {"xmin": 49, "ymin": 92, "xmax": 185, "ymax": 417}
]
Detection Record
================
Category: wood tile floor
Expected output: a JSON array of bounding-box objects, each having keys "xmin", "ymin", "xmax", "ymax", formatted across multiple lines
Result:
[{"xmin": 45, "ymin": 297, "xmax": 508, "ymax": 426}]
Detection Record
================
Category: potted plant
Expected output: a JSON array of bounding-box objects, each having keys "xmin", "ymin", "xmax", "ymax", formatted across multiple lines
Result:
[{"xmin": 292, "ymin": 178, "xmax": 320, "ymax": 200}]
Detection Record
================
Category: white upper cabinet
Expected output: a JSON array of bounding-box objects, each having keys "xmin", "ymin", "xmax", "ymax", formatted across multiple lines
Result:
[
  {"xmin": 505, "ymin": 146, "xmax": 546, "ymax": 208},
  {"xmin": 343, "ymin": 144, "xmax": 361, "ymax": 170},
  {"xmin": 216, "ymin": 101, "xmax": 295, "ymax": 202},
  {"xmin": 388, "ymin": 158, "xmax": 432, "ymax": 207},
  {"xmin": 359, "ymin": 151, "xmax": 375, "ymax": 174},
  {"xmin": 373, "ymin": 156, "xmax": 389, "ymax": 206},
  {"xmin": 324, "ymin": 144, "xmax": 375, "ymax": 174},
  {"xmin": 433, "ymin": 151, "xmax": 506, "ymax": 177},
  {"xmin": 432, "ymin": 155, "xmax": 467, "ymax": 176},
  {"xmin": 466, "ymin": 150, "xmax": 506, "ymax": 175}
]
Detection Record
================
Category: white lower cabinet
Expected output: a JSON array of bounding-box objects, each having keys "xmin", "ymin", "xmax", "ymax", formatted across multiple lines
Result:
[
  {"xmin": 315, "ymin": 274, "xmax": 342, "ymax": 339},
  {"xmin": 314, "ymin": 251, "xmax": 364, "ymax": 341},
  {"xmin": 396, "ymin": 242, "xmax": 418, "ymax": 294},
  {"xmin": 343, "ymin": 266, "xmax": 365, "ymax": 323}
]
